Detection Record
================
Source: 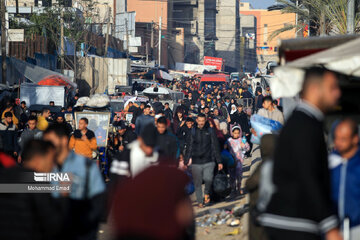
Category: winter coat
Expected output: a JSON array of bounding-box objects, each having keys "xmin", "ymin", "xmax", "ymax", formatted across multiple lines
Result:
[
  {"xmin": 329, "ymin": 149, "xmax": 360, "ymax": 228},
  {"xmin": 184, "ymin": 126, "xmax": 221, "ymax": 165},
  {"xmin": 261, "ymin": 103, "xmax": 338, "ymax": 235},
  {"xmin": 0, "ymin": 122, "xmax": 19, "ymax": 153},
  {"xmin": 69, "ymin": 129, "xmax": 97, "ymax": 159}
]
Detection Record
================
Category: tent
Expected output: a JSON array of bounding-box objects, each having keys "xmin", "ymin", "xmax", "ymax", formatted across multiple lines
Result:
[{"xmin": 271, "ymin": 37, "xmax": 360, "ymax": 99}]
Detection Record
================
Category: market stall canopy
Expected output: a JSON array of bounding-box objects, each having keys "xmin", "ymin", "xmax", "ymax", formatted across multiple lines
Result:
[
  {"xmin": 10, "ymin": 58, "xmax": 77, "ymax": 88},
  {"xmin": 271, "ymin": 37, "xmax": 360, "ymax": 99}
]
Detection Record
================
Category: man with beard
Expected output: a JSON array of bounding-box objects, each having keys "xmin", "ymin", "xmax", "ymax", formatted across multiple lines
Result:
[
  {"xmin": 260, "ymin": 67, "xmax": 342, "ymax": 240},
  {"xmin": 55, "ymin": 113, "xmax": 73, "ymax": 136},
  {"xmin": 184, "ymin": 114, "xmax": 222, "ymax": 207},
  {"xmin": 329, "ymin": 119, "xmax": 360, "ymax": 238}
]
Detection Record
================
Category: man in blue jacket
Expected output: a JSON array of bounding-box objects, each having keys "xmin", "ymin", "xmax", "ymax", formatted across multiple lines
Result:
[
  {"xmin": 329, "ymin": 119, "xmax": 360, "ymax": 238},
  {"xmin": 135, "ymin": 105, "xmax": 154, "ymax": 135}
]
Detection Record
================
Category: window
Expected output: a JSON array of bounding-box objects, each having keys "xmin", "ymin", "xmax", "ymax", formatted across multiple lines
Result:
[
  {"xmin": 264, "ymin": 24, "xmax": 268, "ymax": 27},
  {"xmin": 240, "ymin": 3, "xmax": 244, "ymax": 7}
]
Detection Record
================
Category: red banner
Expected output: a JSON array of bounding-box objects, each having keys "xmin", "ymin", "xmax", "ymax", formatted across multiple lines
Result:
[{"xmin": 203, "ymin": 56, "xmax": 223, "ymax": 71}]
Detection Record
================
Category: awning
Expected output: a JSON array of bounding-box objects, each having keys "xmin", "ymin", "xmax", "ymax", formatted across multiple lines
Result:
[{"xmin": 271, "ymin": 37, "xmax": 360, "ymax": 99}]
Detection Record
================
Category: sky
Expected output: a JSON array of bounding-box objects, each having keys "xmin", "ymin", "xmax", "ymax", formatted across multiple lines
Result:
[{"xmin": 242, "ymin": 0, "xmax": 277, "ymax": 9}]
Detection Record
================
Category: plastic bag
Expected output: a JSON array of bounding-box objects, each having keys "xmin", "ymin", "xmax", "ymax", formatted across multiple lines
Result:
[
  {"xmin": 213, "ymin": 171, "xmax": 231, "ymax": 197},
  {"xmin": 250, "ymin": 114, "xmax": 283, "ymax": 144},
  {"xmin": 185, "ymin": 170, "xmax": 195, "ymax": 195}
]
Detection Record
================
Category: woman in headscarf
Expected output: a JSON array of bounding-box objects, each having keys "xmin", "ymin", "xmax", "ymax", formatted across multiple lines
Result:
[{"xmin": 229, "ymin": 104, "xmax": 238, "ymax": 125}]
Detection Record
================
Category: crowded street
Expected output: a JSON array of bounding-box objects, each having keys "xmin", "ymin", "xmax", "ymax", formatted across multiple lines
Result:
[{"xmin": 1, "ymin": 1, "xmax": 360, "ymax": 240}]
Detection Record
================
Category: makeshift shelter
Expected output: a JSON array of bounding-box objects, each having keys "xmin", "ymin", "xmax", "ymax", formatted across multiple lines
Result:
[{"xmin": 8, "ymin": 58, "xmax": 77, "ymax": 88}]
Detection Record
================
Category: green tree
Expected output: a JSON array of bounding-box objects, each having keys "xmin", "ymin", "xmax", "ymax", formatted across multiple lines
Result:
[{"xmin": 269, "ymin": 0, "xmax": 360, "ymax": 40}]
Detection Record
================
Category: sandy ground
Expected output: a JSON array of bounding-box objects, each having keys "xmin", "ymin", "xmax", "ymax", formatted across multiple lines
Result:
[{"xmin": 98, "ymin": 145, "xmax": 262, "ymax": 240}]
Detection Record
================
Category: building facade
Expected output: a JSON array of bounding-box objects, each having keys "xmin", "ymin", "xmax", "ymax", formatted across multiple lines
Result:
[
  {"xmin": 216, "ymin": 0, "xmax": 240, "ymax": 72},
  {"xmin": 239, "ymin": 14, "xmax": 257, "ymax": 72},
  {"xmin": 240, "ymin": 1, "xmax": 296, "ymax": 70},
  {"xmin": 172, "ymin": 0, "xmax": 217, "ymax": 67}
]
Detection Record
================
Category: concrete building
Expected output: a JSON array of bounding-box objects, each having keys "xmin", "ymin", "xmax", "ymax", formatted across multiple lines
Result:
[
  {"xmin": 216, "ymin": 0, "xmax": 240, "ymax": 72},
  {"xmin": 172, "ymin": 0, "xmax": 217, "ymax": 67},
  {"xmin": 239, "ymin": 14, "xmax": 257, "ymax": 72},
  {"xmin": 125, "ymin": 0, "xmax": 172, "ymax": 67},
  {"xmin": 240, "ymin": 1, "xmax": 296, "ymax": 69}
]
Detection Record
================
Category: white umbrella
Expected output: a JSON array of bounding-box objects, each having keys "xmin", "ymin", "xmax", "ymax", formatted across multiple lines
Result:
[
  {"xmin": 271, "ymin": 37, "xmax": 360, "ymax": 99},
  {"xmin": 143, "ymin": 87, "xmax": 170, "ymax": 95}
]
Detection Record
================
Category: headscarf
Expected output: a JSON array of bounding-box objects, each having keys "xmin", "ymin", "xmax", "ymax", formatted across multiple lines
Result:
[{"xmin": 230, "ymin": 104, "xmax": 237, "ymax": 115}]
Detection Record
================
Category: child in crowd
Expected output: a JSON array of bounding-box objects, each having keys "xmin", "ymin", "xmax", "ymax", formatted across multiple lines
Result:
[{"xmin": 227, "ymin": 126, "xmax": 250, "ymax": 196}]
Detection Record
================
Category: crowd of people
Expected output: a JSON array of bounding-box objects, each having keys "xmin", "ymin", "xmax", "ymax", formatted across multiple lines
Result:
[{"xmin": 0, "ymin": 67, "xmax": 358, "ymax": 240}]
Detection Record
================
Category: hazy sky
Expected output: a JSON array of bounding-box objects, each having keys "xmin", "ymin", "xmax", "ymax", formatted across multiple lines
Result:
[{"xmin": 242, "ymin": 0, "xmax": 277, "ymax": 9}]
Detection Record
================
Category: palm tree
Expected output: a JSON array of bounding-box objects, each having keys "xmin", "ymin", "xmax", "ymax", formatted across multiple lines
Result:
[{"xmin": 269, "ymin": 0, "xmax": 360, "ymax": 40}]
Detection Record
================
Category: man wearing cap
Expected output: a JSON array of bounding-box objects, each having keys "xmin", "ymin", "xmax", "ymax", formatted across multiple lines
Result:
[{"xmin": 135, "ymin": 105, "xmax": 155, "ymax": 135}]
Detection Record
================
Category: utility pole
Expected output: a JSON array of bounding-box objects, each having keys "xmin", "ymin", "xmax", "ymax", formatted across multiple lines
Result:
[
  {"xmin": 347, "ymin": 0, "xmax": 355, "ymax": 34},
  {"xmin": 158, "ymin": 16, "xmax": 162, "ymax": 66},
  {"xmin": 1, "ymin": 0, "xmax": 7, "ymax": 84},
  {"xmin": 125, "ymin": 18, "xmax": 129, "ymax": 56},
  {"xmin": 150, "ymin": 21, "xmax": 154, "ymax": 60},
  {"xmin": 60, "ymin": 9, "xmax": 65, "ymax": 73},
  {"xmin": 145, "ymin": 42, "xmax": 149, "ymax": 64},
  {"xmin": 295, "ymin": 0, "xmax": 298, "ymax": 38},
  {"xmin": 104, "ymin": 7, "xmax": 111, "ymax": 57}
]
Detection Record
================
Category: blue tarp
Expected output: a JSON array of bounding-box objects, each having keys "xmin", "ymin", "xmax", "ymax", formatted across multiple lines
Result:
[
  {"xmin": 34, "ymin": 53, "xmax": 57, "ymax": 71},
  {"xmin": 106, "ymin": 47, "xmax": 126, "ymax": 58}
]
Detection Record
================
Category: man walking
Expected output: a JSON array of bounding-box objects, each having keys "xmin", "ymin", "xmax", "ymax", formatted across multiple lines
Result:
[
  {"xmin": 135, "ymin": 105, "xmax": 154, "ymax": 135},
  {"xmin": 257, "ymin": 96, "xmax": 284, "ymax": 125},
  {"xmin": 156, "ymin": 116, "xmax": 179, "ymax": 165},
  {"xmin": 260, "ymin": 67, "xmax": 342, "ymax": 240},
  {"xmin": 0, "ymin": 112, "xmax": 19, "ymax": 159},
  {"xmin": 18, "ymin": 116, "xmax": 42, "ymax": 158},
  {"xmin": 69, "ymin": 118, "xmax": 97, "ymax": 159},
  {"xmin": 329, "ymin": 119, "xmax": 360, "ymax": 238},
  {"xmin": 37, "ymin": 108, "xmax": 51, "ymax": 131},
  {"xmin": 0, "ymin": 140, "xmax": 64, "ymax": 240},
  {"xmin": 184, "ymin": 114, "xmax": 222, "ymax": 208},
  {"xmin": 43, "ymin": 124, "xmax": 105, "ymax": 240}
]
